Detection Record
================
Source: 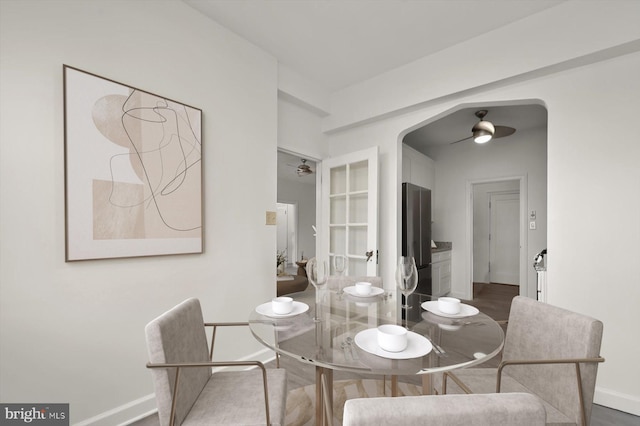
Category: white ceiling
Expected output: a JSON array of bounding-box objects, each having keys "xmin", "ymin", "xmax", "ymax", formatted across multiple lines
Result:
[
  {"xmin": 184, "ymin": 1, "xmax": 555, "ymax": 153},
  {"xmin": 404, "ymin": 104, "xmax": 548, "ymax": 153},
  {"xmin": 184, "ymin": 0, "xmax": 564, "ymax": 91}
]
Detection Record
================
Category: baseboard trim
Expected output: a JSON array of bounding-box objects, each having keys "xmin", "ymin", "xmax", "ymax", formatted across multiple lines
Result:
[
  {"xmin": 594, "ymin": 386, "xmax": 640, "ymax": 416},
  {"xmin": 74, "ymin": 348, "xmax": 277, "ymax": 426},
  {"xmin": 73, "ymin": 394, "xmax": 157, "ymax": 426}
]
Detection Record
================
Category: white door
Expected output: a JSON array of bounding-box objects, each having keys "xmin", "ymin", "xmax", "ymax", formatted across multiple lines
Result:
[
  {"xmin": 489, "ymin": 192, "xmax": 520, "ymax": 285},
  {"xmin": 276, "ymin": 204, "xmax": 289, "ymax": 261},
  {"xmin": 276, "ymin": 203, "xmax": 297, "ymax": 266},
  {"xmin": 320, "ymin": 147, "xmax": 378, "ymax": 276}
]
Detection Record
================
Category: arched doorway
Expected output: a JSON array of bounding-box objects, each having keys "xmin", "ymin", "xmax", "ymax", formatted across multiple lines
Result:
[{"xmin": 401, "ymin": 102, "xmax": 547, "ymax": 303}]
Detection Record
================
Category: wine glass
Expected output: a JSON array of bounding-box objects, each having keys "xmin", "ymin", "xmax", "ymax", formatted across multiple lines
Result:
[
  {"xmin": 396, "ymin": 256, "xmax": 418, "ymax": 311},
  {"xmin": 307, "ymin": 257, "xmax": 328, "ymax": 321},
  {"xmin": 333, "ymin": 255, "xmax": 347, "ymax": 295},
  {"xmin": 333, "ymin": 255, "xmax": 346, "ymax": 275}
]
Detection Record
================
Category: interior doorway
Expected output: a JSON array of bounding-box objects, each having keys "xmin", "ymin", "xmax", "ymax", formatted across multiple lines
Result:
[
  {"xmin": 470, "ymin": 177, "xmax": 526, "ymax": 299},
  {"xmin": 473, "ymin": 182, "xmax": 521, "ymax": 286},
  {"xmin": 277, "ymin": 150, "xmax": 317, "ymax": 271},
  {"xmin": 401, "ymin": 102, "xmax": 547, "ymax": 303}
]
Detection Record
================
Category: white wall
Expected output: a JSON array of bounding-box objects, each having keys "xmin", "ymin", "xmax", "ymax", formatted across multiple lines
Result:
[
  {"xmin": 0, "ymin": 1, "xmax": 279, "ymax": 424},
  {"xmin": 278, "ymin": 96, "xmax": 328, "ymax": 161},
  {"xmin": 541, "ymin": 53, "xmax": 640, "ymax": 413},
  {"xmin": 326, "ymin": 52, "xmax": 640, "ymax": 415}
]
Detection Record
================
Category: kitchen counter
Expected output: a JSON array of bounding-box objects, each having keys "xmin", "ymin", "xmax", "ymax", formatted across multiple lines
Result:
[{"xmin": 432, "ymin": 241, "xmax": 452, "ymax": 253}]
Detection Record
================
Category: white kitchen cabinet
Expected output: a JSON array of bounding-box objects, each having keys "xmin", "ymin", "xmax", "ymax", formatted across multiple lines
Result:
[
  {"xmin": 431, "ymin": 250, "xmax": 451, "ymax": 297},
  {"xmin": 402, "ymin": 144, "xmax": 435, "ymax": 191}
]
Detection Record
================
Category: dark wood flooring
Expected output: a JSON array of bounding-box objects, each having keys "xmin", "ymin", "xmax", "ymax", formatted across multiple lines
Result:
[{"xmin": 468, "ymin": 281, "xmax": 519, "ymax": 321}]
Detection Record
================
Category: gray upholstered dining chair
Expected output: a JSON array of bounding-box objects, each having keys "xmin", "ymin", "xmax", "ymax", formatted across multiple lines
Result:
[
  {"xmin": 145, "ymin": 298, "xmax": 287, "ymax": 426},
  {"xmin": 343, "ymin": 392, "xmax": 546, "ymax": 426},
  {"xmin": 436, "ymin": 296, "xmax": 604, "ymax": 426}
]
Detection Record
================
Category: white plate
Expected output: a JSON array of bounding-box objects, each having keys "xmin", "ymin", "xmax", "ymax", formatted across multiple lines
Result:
[
  {"xmin": 255, "ymin": 301, "xmax": 309, "ymax": 318},
  {"xmin": 354, "ymin": 328, "xmax": 432, "ymax": 359},
  {"xmin": 421, "ymin": 311, "xmax": 462, "ymax": 331},
  {"xmin": 343, "ymin": 286, "xmax": 385, "ymax": 298},
  {"xmin": 421, "ymin": 301, "xmax": 479, "ymax": 318}
]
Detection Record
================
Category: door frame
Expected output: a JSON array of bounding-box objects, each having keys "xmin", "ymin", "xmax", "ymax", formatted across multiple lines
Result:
[
  {"xmin": 466, "ymin": 175, "xmax": 529, "ymax": 300},
  {"xmin": 276, "ymin": 147, "xmax": 322, "ymax": 261}
]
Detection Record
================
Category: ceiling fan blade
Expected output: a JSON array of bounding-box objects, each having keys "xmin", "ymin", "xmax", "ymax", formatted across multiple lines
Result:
[
  {"xmin": 493, "ymin": 126, "xmax": 516, "ymax": 138},
  {"xmin": 450, "ymin": 135, "xmax": 473, "ymax": 144}
]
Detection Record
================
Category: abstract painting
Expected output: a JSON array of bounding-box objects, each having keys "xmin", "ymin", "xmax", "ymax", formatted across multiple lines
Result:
[{"xmin": 63, "ymin": 65, "xmax": 202, "ymax": 261}]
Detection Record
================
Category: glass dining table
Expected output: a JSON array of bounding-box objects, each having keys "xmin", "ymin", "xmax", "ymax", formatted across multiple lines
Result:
[{"xmin": 248, "ymin": 286, "xmax": 505, "ymax": 426}]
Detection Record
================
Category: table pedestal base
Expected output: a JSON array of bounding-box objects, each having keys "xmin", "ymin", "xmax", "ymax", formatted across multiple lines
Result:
[{"xmin": 314, "ymin": 371, "xmax": 434, "ymax": 425}]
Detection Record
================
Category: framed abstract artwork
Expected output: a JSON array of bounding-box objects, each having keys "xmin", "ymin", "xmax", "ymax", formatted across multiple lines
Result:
[{"xmin": 63, "ymin": 65, "xmax": 202, "ymax": 261}]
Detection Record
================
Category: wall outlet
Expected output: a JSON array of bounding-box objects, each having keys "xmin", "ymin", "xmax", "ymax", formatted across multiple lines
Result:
[
  {"xmin": 266, "ymin": 211, "xmax": 277, "ymax": 225},
  {"xmin": 529, "ymin": 221, "xmax": 536, "ymax": 230}
]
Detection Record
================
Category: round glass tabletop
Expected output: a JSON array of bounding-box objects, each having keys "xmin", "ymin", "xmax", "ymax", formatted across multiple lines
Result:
[{"xmin": 248, "ymin": 288, "xmax": 504, "ymax": 376}]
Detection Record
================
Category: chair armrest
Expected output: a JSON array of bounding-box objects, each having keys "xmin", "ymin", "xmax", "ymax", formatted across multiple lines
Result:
[
  {"xmin": 204, "ymin": 322, "xmax": 250, "ymax": 360},
  {"xmin": 147, "ymin": 360, "xmax": 270, "ymax": 426},
  {"xmin": 147, "ymin": 359, "xmax": 265, "ymax": 370},
  {"xmin": 496, "ymin": 356, "xmax": 605, "ymax": 391},
  {"xmin": 497, "ymin": 356, "xmax": 604, "ymax": 426}
]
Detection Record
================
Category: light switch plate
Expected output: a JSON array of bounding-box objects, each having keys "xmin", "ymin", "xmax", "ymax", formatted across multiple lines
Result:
[
  {"xmin": 529, "ymin": 221, "xmax": 536, "ymax": 230},
  {"xmin": 266, "ymin": 211, "xmax": 277, "ymax": 225}
]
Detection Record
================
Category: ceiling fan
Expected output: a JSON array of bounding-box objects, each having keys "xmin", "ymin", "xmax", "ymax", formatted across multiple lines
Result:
[
  {"xmin": 292, "ymin": 159, "xmax": 313, "ymax": 176},
  {"xmin": 450, "ymin": 110, "xmax": 516, "ymax": 144}
]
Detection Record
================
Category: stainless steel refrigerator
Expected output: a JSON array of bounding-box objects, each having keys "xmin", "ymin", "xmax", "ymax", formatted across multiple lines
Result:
[{"xmin": 401, "ymin": 183, "xmax": 432, "ymax": 317}]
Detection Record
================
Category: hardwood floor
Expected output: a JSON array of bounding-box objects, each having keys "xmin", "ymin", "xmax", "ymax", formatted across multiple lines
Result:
[{"xmin": 468, "ymin": 281, "xmax": 519, "ymax": 321}]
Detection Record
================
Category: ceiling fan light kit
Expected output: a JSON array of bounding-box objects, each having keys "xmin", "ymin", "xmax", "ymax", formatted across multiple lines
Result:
[
  {"xmin": 472, "ymin": 112, "xmax": 495, "ymax": 143},
  {"xmin": 450, "ymin": 109, "xmax": 516, "ymax": 145},
  {"xmin": 473, "ymin": 130, "xmax": 492, "ymax": 144},
  {"xmin": 296, "ymin": 159, "xmax": 313, "ymax": 176}
]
